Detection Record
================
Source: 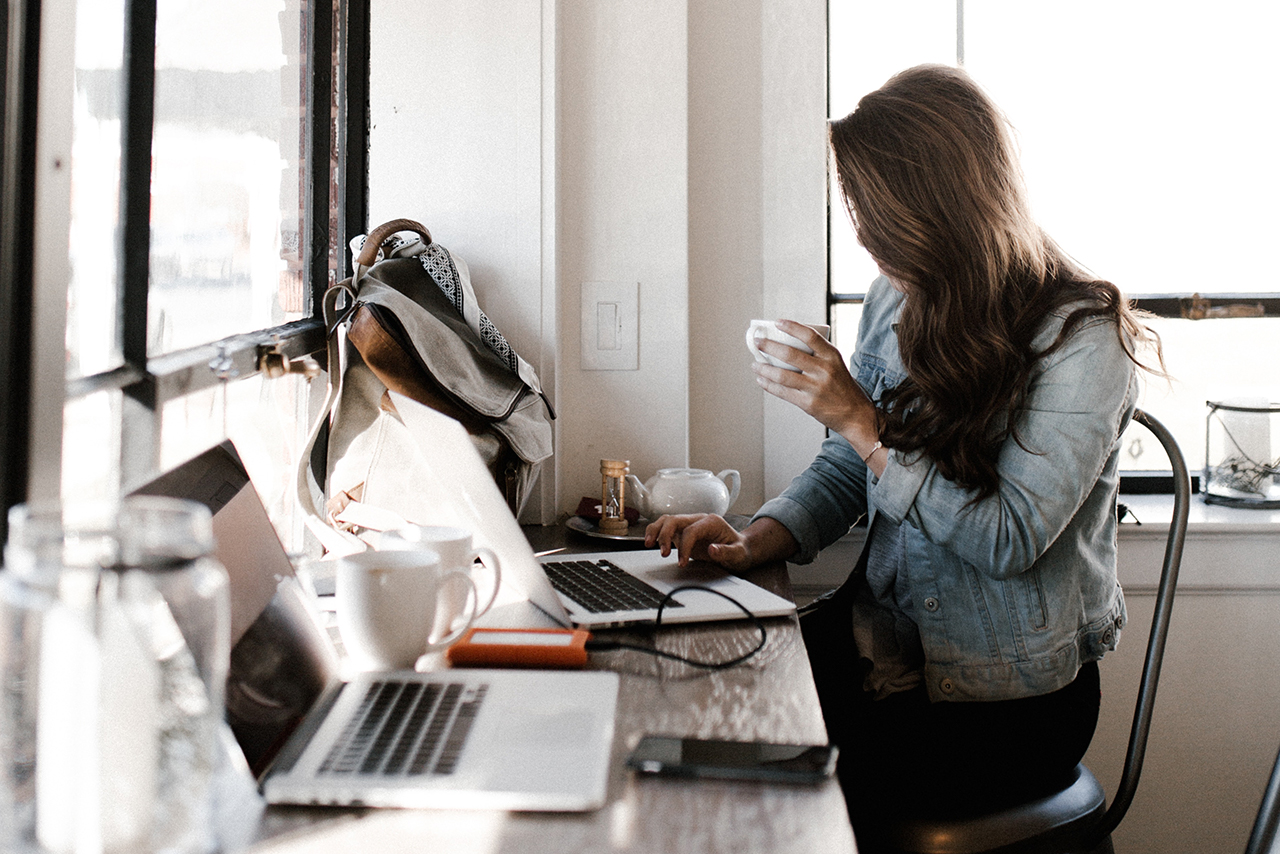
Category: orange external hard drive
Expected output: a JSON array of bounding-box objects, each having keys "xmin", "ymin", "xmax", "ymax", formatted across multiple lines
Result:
[{"xmin": 445, "ymin": 627, "xmax": 591, "ymax": 669}]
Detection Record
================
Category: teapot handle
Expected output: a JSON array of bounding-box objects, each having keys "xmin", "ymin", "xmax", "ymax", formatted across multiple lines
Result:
[{"xmin": 716, "ymin": 470, "xmax": 741, "ymax": 511}]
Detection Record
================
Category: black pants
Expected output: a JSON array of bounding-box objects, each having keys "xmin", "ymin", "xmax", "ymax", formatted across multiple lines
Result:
[{"xmin": 799, "ymin": 588, "xmax": 1101, "ymax": 835}]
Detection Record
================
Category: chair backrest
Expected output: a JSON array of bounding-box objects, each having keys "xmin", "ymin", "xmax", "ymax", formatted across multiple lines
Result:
[
  {"xmin": 1090, "ymin": 409, "xmax": 1190, "ymax": 842},
  {"xmin": 1244, "ymin": 742, "xmax": 1280, "ymax": 854}
]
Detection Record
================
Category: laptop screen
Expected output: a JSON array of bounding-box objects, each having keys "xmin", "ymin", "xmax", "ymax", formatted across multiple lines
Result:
[{"xmin": 131, "ymin": 442, "xmax": 340, "ymax": 775}]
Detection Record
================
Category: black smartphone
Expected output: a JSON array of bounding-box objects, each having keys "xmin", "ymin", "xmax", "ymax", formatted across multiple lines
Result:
[{"xmin": 625, "ymin": 735, "xmax": 838, "ymax": 784}]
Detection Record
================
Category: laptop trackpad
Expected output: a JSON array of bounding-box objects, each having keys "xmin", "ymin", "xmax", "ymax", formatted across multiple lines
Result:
[{"xmin": 644, "ymin": 562, "xmax": 730, "ymax": 585}]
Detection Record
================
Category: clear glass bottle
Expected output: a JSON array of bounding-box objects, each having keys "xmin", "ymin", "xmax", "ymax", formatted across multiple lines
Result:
[
  {"xmin": 0, "ymin": 508, "xmax": 61, "ymax": 854},
  {"xmin": 1, "ymin": 497, "xmax": 230, "ymax": 854}
]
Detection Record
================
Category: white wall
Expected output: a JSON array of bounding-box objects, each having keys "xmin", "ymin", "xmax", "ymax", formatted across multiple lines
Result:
[
  {"xmin": 688, "ymin": 0, "xmax": 829, "ymax": 506},
  {"xmin": 555, "ymin": 0, "xmax": 693, "ymax": 514},
  {"xmin": 368, "ymin": 0, "xmax": 828, "ymax": 523},
  {"xmin": 368, "ymin": 0, "xmax": 551, "ymax": 516}
]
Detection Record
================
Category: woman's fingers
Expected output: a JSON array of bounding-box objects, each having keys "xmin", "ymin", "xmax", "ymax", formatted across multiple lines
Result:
[
  {"xmin": 751, "ymin": 321, "xmax": 838, "ymax": 374},
  {"xmin": 644, "ymin": 514, "xmax": 695, "ymax": 553},
  {"xmin": 752, "ymin": 338, "xmax": 816, "ymax": 374},
  {"xmin": 774, "ymin": 319, "xmax": 832, "ymax": 352},
  {"xmin": 644, "ymin": 514, "xmax": 743, "ymax": 567},
  {"xmin": 645, "ymin": 514, "xmax": 715, "ymax": 556}
]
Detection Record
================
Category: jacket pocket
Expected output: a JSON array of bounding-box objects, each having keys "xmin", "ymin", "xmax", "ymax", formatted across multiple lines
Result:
[{"xmin": 1018, "ymin": 569, "xmax": 1049, "ymax": 631}]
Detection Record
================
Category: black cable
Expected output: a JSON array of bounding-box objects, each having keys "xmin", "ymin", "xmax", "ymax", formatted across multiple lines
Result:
[{"xmin": 583, "ymin": 585, "xmax": 767, "ymax": 670}]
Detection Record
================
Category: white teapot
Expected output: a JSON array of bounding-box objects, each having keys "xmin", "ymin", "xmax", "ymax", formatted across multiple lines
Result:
[{"xmin": 625, "ymin": 468, "xmax": 742, "ymax": 518}]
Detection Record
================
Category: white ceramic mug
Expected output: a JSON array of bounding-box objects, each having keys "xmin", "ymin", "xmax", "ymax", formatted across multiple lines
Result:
[
  {"xmin": 745, "ymin": 319, "xmax": 831, "ymax": 372},
  {"xmin": 336, "ymin": 548, "xmax": 479, "ymax": 670},
  {"xmin": 382, "ymin": 524, "xmax": 502, "ymax": 616}
]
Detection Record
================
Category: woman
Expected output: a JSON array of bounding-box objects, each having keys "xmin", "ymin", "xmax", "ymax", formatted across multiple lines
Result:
[{"xmin": 645, "ymin": 65, "xmax": 1162, "ymax": 833}]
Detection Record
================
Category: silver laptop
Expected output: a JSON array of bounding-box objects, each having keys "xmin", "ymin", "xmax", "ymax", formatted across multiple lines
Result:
[
  {"xmin": 364, "ymin": 392, "xmax": 797, "ymax": 630},
  {"xmin": 136, "ymin": 442, "xmax": 619, "ymax": 811}
]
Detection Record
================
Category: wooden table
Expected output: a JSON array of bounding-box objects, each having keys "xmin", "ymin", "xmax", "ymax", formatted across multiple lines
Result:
[{"xmin": 242, "ymin": 524, "xmax": 856, "ymax": 854}]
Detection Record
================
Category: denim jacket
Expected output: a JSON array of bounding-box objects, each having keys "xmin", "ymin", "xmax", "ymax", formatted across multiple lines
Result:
[{"xmin": 757, "ymin": 275, "xmax": 1135, "ymax": 702}]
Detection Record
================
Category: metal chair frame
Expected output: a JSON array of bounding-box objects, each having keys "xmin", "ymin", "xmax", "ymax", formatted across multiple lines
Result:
[
  {"xmin": 1091, "ymin": 408, "xmax": 1189, "ymax": 841},
  {"xmin": 877, "ymin": 408, "xmax": 1191, "ymax": 854},
  {"xmin": 1244, "ymin": 741, "xmax": 1280, "ymax": 854}
]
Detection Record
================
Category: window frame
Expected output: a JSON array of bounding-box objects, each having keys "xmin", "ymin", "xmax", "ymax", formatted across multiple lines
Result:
[
  {"xmin": 0, "ymin": 0, "xmax": 370, "ymax": 542},
  {"xmin": 1, "ymin": 0, "xmax": 42, "ymax": 543},
  {"xmin": 831, "ymin": 292, "xmax": 1280, "ymax": 320}
]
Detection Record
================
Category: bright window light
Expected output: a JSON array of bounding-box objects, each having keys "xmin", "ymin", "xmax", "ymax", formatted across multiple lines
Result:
[{"xmin": 829, "ymin": 1, "xmax": 1280, "ymax": 473}]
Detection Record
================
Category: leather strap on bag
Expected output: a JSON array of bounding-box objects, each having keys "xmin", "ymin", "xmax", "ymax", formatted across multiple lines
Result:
[{"xmin": 355, "ymin": 218, "xmax": 432, "ymax": 267}]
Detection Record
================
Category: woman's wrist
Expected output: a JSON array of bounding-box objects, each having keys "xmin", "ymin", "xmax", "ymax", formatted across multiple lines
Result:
[
  {"xmin": 861, "ymin": 440, "xmax": 883, "ymax": 464},
  {"xmin": 850, "ymin": 428, "xmax": 888, "ymax": 476},
  {"xmin": 739, "ymin": 517, "xmax": 799, "ymax": 567}
]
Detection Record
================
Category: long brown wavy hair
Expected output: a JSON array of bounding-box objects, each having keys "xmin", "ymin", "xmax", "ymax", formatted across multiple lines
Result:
[{"xmin": 829, "ymin": 64, "xmax": 1161, "ymax": 499}]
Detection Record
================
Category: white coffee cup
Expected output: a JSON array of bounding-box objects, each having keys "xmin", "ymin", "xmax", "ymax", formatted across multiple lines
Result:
[
  {"xmin": 336, "ymin": 548, "xmax": 479, "ymax": 670},
  {"xmin": 381, "ymin": 524, "xmax": 502, "ymax": 616},
  {"xmin": 746, "ymin": 319, "xmax": 832, "ymax": 372}
]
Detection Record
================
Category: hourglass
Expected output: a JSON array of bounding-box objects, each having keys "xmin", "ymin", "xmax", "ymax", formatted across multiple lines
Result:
[{"xmin": 599, "ymin": 459, "xmax": 631, "ymax": 533}]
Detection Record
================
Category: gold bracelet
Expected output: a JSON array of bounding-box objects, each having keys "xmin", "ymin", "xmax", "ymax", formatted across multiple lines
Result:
[{"xmin": 861, "ymin": 440, "xmax": 883, "ymax": 465}]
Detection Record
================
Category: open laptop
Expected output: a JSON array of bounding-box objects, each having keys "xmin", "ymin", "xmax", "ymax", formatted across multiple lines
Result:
[
  {"xmin": 135, "ymin": 442, "xmax": 619, "ymax": 811},
  {"xmin": 339, "ymin": 392, "xmax": 796, "ymax": 630}
]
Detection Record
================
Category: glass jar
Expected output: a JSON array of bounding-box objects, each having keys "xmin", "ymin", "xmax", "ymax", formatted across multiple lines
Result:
[
  {"xmin": 1203, "ymin": 399, "xmax": 1280, "ymax": 509},
  {"xmin": 0, "ymin": 497, "xmax": 230, "ymax": 854},
  {"xmin": 0, "ymin": 516, "xmax": 59, "ymax": 854}
]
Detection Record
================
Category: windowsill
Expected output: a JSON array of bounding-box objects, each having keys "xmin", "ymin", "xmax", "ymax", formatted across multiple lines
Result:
[
  {"xmin": 1116, "ymin": 493, "xmax": 1280, "ymax": 591},
  {"xmin": 1118, "ymin": 493, "xmax": 1280, "ymax": 536}
]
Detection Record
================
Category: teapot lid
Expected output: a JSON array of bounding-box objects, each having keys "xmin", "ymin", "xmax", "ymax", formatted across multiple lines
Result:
[{"xmin": 655, "ymin": 467, "xmax": 712, "ymax": 478}]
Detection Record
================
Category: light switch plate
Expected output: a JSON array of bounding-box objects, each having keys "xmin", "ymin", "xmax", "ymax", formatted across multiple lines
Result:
[{"xmin": 581, "ymin": 281, "xmax": 639, "ymax": 370}]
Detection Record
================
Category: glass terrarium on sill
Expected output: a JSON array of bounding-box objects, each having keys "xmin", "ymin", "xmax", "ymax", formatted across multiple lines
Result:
[{"xmin": 1202, "ymin": 399, "xmax": 1280, "ymax": 509}]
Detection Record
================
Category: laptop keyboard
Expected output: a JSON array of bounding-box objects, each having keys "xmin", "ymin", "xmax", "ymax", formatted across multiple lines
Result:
[
  {"xmin": 318, "ymin": 680, "xmax": 488, "ymax": 777},
  {"xmin": 542, "ymin": 558, "xmax": 685, "ymax": 614}
]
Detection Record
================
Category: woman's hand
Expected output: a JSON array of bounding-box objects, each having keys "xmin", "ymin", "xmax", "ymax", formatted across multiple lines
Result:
[
  {"xmin": 644, "ymin": 514, "xmax": 800, "ymax": 572},
  {"xmin": 644, "ymin": 514, "xmax": 753, "ymax": 570},
  {"xmin": 752, "ymin": 320, "xmax": 884, "ymax": 472}
]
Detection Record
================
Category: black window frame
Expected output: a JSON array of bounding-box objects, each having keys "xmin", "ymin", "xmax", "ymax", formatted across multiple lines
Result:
[
  {"xmin": 1, "ymin": 0, "xmax": 42, "ymax": 545},
  {"xmin": 0, "ymin": 0, "xmax": 370, "ymax": 542}
]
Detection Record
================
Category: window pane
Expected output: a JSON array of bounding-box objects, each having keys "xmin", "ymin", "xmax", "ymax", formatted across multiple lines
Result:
[
  {"xmin": 830, "ymin": 301, "xmax": 863, "ymax": 363},
  {"xmin": 828, "ymin": 0, "xmax": 955, "ymax": 315},
  {"xmin": 67, "ymin": 0, "xmax": 126, "ymax": 378},
  {"xmin": 961, "ymin": 3, "xmax": 1280, "ymax": 466},
  {"xmin": 147, "ymin": 0, "xmax": 309, "ymax": 356},
  {"xmin": 63, "ymin": 390, "xmax": 123, "ymax": 502},
  {"xmin": 160, "ymin": 371, "xmax": 314, "ymax": 552},
  {"xmin": 829, "ymin": 0, "xmax": 956, "ymax": 118},
  {"xmin": 1127, "ymin": 317, "xmax": 1280, "ymax": 474},
  {"xmin": 964, "ymin": 0, "xmax": 1280, "ymax": 296}
]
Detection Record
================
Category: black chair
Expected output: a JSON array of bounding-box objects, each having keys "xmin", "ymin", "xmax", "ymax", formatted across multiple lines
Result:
[
  {"xmin": 872, "ymin": 409, "xmax": 1190, "ymax": 854},
  {"xmin": 1244, "ymin": 741, "xmax": 1280, "ymax": 854}
]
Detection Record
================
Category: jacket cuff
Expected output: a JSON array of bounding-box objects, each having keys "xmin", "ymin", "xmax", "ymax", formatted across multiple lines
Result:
[{"xmin": 870, "ymin": 449, "xmax": 927, "ymax": 525}]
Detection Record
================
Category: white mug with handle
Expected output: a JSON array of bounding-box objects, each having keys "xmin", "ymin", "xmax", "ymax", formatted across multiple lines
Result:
[
  {"xmin": 746, "ymin": 319, "xmax": 831, "ymax": 372},
  {"xmin": 382, "ymin": 524, "xmax": 502, "ymax": 616},
  {"xmin": 336, "ymin": 548, "xmax": 479, "ymax": 670}
]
